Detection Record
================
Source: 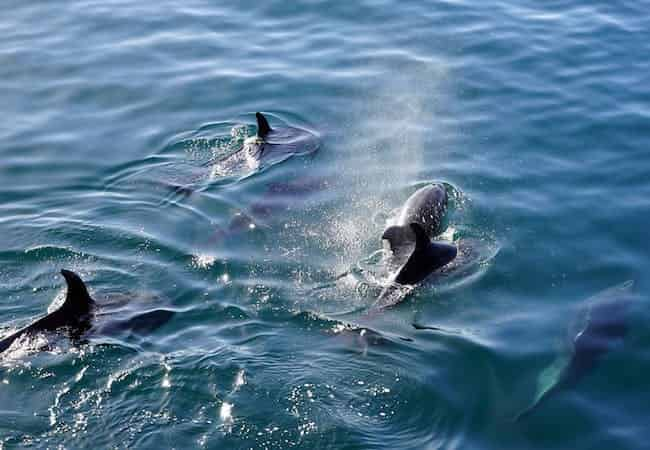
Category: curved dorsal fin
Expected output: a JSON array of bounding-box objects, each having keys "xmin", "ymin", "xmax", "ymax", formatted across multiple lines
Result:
[
  {"xmin": 60, "ymin": 269, "xmax": 95, "ymax": 314},
  {"xmin": 255, "ymin": 112, "xmax": 272, "ymax": 137}
]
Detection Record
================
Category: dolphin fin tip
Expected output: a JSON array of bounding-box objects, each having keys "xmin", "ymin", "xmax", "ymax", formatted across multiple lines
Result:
[
  {"xmin": 60, "ymin": 269, "xmax": 94, "ymax": 309},
  {"xmin": 60, "ymin": 269, "xmax": 80, "ymax": 283}
]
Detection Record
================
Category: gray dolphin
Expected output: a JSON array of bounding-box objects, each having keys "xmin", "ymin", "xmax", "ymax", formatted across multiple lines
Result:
[
  {"xmin": 373, "ymin": 184, "xmax": 457, "ymax": 309},
  {"xmin": 211, "ymin": 112, "xmax": 319, "ymax": 176},
  {"xmin": 0, "ymin": 270, "xmax": 175, "ymax": 355},
  {"xmin": 515, "ymin": 280, "xmax": 635, "ymax": 421},
  {"xmin": 0, "ymin": 270, "xmax": 94, "ymax": 353}
]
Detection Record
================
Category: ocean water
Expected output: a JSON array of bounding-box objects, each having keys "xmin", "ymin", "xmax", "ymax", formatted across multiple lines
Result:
[{"xmin": 1, "ymin": 0, "xmax": 649, "ymax": 448}]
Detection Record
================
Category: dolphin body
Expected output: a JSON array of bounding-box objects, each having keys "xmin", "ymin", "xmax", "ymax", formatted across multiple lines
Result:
[
  {"xmin": 0, "ymin": 270, "xmax": 175, "ymax": 355},
  {"xmin": 373, "ymin": 184, "xmax": 457, "ymax": 309},
  {"xmin": 515, "ymin": 280, "xmax": 635, "ymax": 421}
]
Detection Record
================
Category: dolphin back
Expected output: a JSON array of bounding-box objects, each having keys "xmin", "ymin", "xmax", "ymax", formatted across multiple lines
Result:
[{"xmin": 398, "ymin": 184, "xmax": 448, "ymax": 238}]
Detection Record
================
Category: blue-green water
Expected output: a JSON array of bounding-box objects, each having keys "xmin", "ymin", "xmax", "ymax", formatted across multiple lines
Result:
[{"xmin": 1, "ymin": 1, "xmax": 649, "ymax": 448}]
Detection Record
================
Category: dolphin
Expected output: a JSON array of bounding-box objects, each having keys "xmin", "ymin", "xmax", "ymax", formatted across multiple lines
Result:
[
  {"xmin": 382, "ymin": 183, "xmax": 449, "ymax": 263},
  {"xmin": 0, "ymin": 270, "xmax": 176, "ymax": 355},
  {"xmin": 515, "ymin": 280, "xmax": 635, "ymax": 421},
  {"xmin": 372, "ymin": 184, "xmax": 457, "ymax": 309},
  {"xmin": 210, "ymin": 112, "xmax": 319, "ymax": 177},
  {"xmin": 0, "ymin": 270, "xmax": 94, "ymax": 353}
]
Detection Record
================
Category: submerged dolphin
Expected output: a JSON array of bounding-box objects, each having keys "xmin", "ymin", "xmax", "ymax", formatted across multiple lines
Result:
[
  {"xmin": 515, "ymin": 280, "xmax": 635, "ymax": 421},
  {"xmin": 0, "ymin": 270, "xmax": 175, "ymax": 355}
]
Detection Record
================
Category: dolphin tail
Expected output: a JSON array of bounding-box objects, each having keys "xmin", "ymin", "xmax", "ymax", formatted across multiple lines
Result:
[
  {"xmin": 255, "ymin": 112, "xmax": 272, "ymax": 137},
  {"xmin": 60, "ymin": 269, "xmax": 95, "ymax": 313}
]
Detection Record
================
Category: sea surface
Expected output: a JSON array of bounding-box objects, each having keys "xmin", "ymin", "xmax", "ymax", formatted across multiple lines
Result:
[{"xmin": 1, "ymin": 1, "xmax": 649, "ymax": 448}]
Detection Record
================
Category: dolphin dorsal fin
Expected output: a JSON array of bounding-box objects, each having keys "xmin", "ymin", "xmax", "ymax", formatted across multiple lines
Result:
[
  {"xmin": 409, "ymin": 222, "xmax": 430, "ymax": 251},
  {"xmin": 255, "ymin": 112, "xmax": 272, "ymax": 137},
  {"xmin": 60, "ymin": 269, "xmax": 95, "ymax": 314}
]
